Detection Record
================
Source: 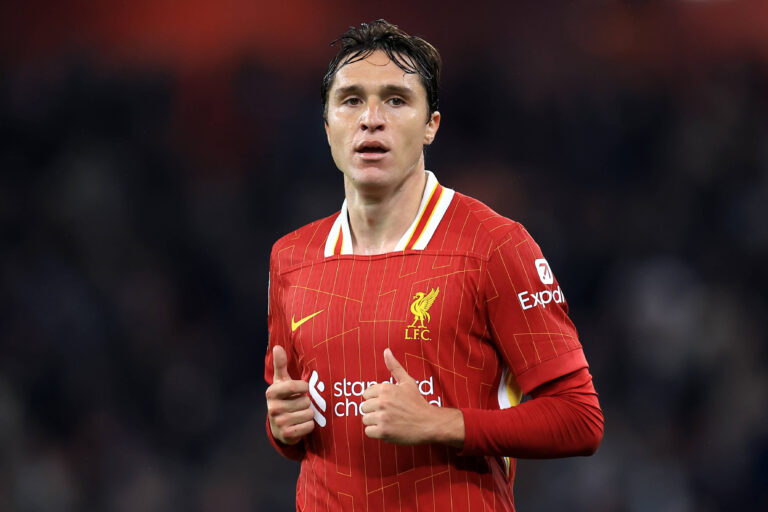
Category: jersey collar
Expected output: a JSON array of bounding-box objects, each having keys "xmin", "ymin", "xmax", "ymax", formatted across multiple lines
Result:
[{"xmin": 324, "ymin": 171, "xmax": 455, "ymax": 257}]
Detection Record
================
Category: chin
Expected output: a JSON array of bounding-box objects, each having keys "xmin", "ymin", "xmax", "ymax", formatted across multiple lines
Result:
[{"xmin": 346, "ymin": 166, "xmax": 397, "ymax": 188}]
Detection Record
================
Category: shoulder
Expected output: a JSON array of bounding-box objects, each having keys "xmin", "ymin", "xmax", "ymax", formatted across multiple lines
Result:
[
  {"xmin": 270, "ymin": 213, "xmax": 338, "ymax": 274},
  {"xmin": 447, "ymin": 191, "xmax": 532, "ymax": 259}
]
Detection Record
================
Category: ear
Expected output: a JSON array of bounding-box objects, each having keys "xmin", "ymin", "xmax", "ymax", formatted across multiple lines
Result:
[
  {"xmin": 324, "ymin": 119, "xmax": 331, "ymax": 146},
  {"xmin": 423, "ymin": 111, "xmax": 441, "ymax": 146}
]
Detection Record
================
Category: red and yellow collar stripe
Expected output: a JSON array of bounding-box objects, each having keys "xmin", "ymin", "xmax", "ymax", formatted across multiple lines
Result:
[
  {"xmin": 332, "ymin": 229, "xmax": 343, "ymax": 255},
  {"xmin": 398, "ymin": 183, "xmax": 443, "ymax": 250},
  {"xmin": 394, "ymin": 171, "xmax": 455, "ymax": 251}
]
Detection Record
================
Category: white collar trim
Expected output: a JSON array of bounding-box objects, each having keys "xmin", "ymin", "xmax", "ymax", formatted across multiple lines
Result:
[{"xmin": 324, "ymin": 171, "xmax": 455, "ymax": 257}]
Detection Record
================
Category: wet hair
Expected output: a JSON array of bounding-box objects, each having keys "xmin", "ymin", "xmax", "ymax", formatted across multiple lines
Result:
[{"xmin": 321, "ymin": 19, "xmax": 441, "ymax": 121}]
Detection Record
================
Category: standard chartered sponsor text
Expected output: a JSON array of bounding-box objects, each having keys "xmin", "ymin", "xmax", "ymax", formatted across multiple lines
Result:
[{"xmin": 332, "ymin": 376, "xmax": 442, "ymax": 418}]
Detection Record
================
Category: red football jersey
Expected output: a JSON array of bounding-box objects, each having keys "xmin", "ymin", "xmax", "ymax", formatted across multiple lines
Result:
[{"xmin": 265, "ymin": 172, "xmax": 588, "ymax": 511}]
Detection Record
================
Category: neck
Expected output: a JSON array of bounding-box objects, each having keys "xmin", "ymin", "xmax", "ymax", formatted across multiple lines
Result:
[{"xmin": 345, "ymin": 170, "xmax": 428, "ymax": 255}]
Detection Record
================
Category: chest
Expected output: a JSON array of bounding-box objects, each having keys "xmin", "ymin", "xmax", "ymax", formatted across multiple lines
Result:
[{"xmin": 280, "ymin": 252, "xmax": 494, "ymax": 383}]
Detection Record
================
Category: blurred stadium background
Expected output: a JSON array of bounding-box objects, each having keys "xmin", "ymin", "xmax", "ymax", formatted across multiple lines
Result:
[{"xmin": 1, "ymin": 0, "xmax": 767, "ymax": 510}]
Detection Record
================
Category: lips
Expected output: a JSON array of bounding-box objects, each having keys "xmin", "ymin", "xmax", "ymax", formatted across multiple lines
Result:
[
  {"xmin": 354, "ymin": 141, "xmax": 389, "ymax": 162},
  {"xmin": 354, "ymin": 140, "xmax": 390, "ymax": 154}
]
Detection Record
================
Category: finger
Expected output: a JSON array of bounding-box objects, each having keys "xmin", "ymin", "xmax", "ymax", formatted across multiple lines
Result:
[
  {"xmin": 274, "ymin": 407, "xmax": 316, "ymax": 427},
  {"xmin": 281, "ymin": 419, "xmax": 315, "ymax": 444},
  {"xmin": 361, "ymin": 410, "xmax": 380, "ymax": 426},
  {"xmin": 272, "ymin": 345, "xmax": 291, "ymax": 382},
  {"xmin": 268, "ymin": 394, "xmax": 312, "ymax": 414},
  {"xmin": 364, "ymin": 425, "xmax": 383, "ymax": 440},
  {"xmin": 384, "ymin": 348, "xmax": 415, "ymax": 384},
  {"xmin": 360, "ymin": 398, "xmax": 379, "ymax": 414},
  {"xmin": 362, "ymin": 384, "xmax": 380, "ymax": 400},
  {"xmin": 265, "ymin": 379, "xmax": 309, "ymax": 401}
]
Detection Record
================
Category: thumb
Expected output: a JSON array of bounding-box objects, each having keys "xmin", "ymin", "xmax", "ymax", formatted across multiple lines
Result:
[
  {"xmin": 384, "ymin": 348, "xmax": 414, "ymax": 384},
  {"xmin": 272, "ymin": 345, "xmax": 291, "ymax": 382}
]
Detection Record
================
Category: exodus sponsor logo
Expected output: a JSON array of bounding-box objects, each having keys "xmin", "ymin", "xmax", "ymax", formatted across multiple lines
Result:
[
  {"xmin": 306, "ymin": 372, "xmax": 443, "ymax": 427},
  {"xmin": 535, "ymin": 258, "xmax": 554, "ymax": 285},
  {"xmin": 517, "ymin": 286, "xmax": 565, "ymax": 311}
]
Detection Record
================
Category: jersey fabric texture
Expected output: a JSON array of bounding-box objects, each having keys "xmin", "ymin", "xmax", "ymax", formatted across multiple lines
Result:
[{"xmin": 265, "ymin": 172, "xmax": 590, "ymax": 511}]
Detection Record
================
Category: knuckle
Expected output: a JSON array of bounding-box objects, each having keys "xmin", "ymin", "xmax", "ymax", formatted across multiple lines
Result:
[
  {"xmin": 283, "ymin": 425, "xmax": 299, "ymax": 440},
  {"xmin": 288, "ymin": 421, "xmax": 312, "ymax": 439}
]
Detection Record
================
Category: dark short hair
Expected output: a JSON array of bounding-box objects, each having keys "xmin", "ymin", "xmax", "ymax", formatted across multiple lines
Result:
[{"xmin": 321, "ymin": 20, "xmax": 441, "ymax": 121}]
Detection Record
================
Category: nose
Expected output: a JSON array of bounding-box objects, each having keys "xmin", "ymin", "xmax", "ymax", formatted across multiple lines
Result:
[{"xmin": 359, "ymin": 100, "xmax": 385, "ymax": 132}]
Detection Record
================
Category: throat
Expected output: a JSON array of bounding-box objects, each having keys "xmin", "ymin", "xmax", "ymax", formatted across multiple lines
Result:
[
  {"xmin": 348, "ymin": 205, "xmax": 405, "ymax": 255},
  {"xmin": 344, "ymin": 172, "xmax": 428, "ymax": 255}
]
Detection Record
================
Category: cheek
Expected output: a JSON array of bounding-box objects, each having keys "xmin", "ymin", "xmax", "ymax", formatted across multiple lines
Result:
[
  {"xmin": 402, "ymin": 123, "xmax": 427, "ymax": 151},
  {"xmin": 329, "ymin": 140, "xmax": 343, "ymax": 166},
  {"xmin": 327, "ymin": 129, "xmax": 348, "ymax": 168},
  {"xmin": 326, "ymin": 127, "xmax": 345, "ymax": 154}
]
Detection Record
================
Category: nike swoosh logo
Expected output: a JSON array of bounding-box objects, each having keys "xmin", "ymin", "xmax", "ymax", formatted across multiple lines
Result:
[{"xmin": 291, "ymin": 310, "xmax": 325, "ymax": 332}]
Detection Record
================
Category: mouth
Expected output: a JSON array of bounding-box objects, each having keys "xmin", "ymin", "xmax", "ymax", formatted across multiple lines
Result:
[{"xmin": 354, "ymin": 141, "xmax": 390, "ymax": 159}]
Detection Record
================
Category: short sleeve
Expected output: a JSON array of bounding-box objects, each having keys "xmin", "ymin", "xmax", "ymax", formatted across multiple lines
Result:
[{"xmin": 483, "ymin": 224, "xmax": 588, "ymax": 394}]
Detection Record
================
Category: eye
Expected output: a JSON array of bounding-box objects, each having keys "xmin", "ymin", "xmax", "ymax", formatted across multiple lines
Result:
[
  {"xmin": 343, "ymin": 97, "xmax": 362, "ymax": 106},
  {"xmin": 388, "ymin": 97, "xmax": 405, "ymax": 106}
]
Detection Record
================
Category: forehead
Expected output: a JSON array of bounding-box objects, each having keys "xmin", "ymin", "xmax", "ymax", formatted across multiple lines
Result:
[{"xmin": 330, "ymin": 50, "xmax": 426, "ymax": 96}]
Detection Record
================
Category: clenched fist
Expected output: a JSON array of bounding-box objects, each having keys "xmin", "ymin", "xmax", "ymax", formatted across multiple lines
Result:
[
  {"xmin": 265, "ymin": 345, "xmax": 315, "ymax": 445},
  {"xmin": 360, "ymin": 348, "xmax": 465, "ymax": 447}
]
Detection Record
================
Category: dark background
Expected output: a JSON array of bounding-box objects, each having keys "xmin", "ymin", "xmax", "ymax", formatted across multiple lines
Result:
[{"xmin": 2, "ymin": 1, "xmax": 767, "ymax": 510}]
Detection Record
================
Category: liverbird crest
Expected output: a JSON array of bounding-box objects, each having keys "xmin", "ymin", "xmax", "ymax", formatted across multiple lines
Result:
[{"xmin": 408, "ymin": 287, "xmax": 440, "ymax": 328}]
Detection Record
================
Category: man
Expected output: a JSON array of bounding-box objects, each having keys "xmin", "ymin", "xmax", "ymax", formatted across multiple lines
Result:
[{"xmin": 265, "ymin": 20, "xmax": 603, "ymax": 511}]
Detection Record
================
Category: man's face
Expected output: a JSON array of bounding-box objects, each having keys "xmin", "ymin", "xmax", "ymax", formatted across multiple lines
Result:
[{"xmin": 324, "ymin": 50, "xmax": 440, "ymax": 192}]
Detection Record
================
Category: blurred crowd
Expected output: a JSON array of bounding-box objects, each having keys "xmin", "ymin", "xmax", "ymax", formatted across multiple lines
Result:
[{"xmin": 2, "ymin": 2, "xmax": 767, "ymax": 511}]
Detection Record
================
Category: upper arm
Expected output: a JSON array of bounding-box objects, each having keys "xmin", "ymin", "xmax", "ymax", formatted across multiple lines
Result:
[{"xmin": 483, "ymin": 224, "xmax": 588, "ymax": 394}]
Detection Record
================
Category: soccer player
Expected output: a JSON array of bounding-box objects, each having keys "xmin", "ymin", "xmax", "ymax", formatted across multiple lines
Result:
[{"xmin": 264, "ymin": 20, "xmax": 603, "ymax": 511}]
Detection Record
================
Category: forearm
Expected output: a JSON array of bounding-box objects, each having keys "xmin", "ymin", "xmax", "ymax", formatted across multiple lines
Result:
[
  {"xmin": 459, "ymin": 368, "xmax": 604, "ymax": 458},
  {"xmin": 425, "ymin": 406, "xmax": 465, "ymax": 448}
]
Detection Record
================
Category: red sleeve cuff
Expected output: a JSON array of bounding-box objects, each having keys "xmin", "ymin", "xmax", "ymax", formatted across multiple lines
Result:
[
  {"xmin": 515, "ymin": 348, "xmax": 588, "ymax": 394},
  {"xmin": 459, "ymin": 407, "xmax": 494, "ymax": 456},
  {"xmin": 266, "ymin": 416, "xmax": 306, "ymax": 461}
]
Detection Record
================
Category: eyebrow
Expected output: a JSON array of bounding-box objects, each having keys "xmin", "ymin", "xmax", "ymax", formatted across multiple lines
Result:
[{"xmin": 333, "ymin": 84, "xmax": 415, "ymax": 99}]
